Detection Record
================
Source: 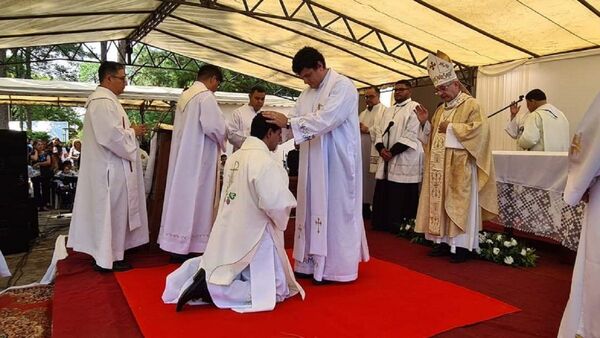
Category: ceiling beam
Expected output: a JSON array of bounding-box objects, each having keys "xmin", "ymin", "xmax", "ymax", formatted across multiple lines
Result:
[
  {"xmin": 160, "ymin": 0, "xmax": 416, "ymax": 79},
  {"xmin": 577, "ymin": 0, "xmax": 600, "ymax": 18},
  {"xmin": 0, "ymin": 26, "xmax": 137, "ymax": 40},
  {"xmin": 414, "ymin": 0, "xmax": 539, "ymax": 57},
  {"xmin": 168, "ymin": 14, "xmax": 372, "ymax": 87},
  {"xmin": 0, "ymin": 11, "xmax": 153, "ymax": 21},
  {"xmin": 127, "ymin": 2, "xmax": 180, "ymax": 42}
]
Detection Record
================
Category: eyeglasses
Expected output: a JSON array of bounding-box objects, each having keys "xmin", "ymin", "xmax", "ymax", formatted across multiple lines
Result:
[
  {"xmin": 434, "ymin": 83, "xmax": 454, "ymax": 93},
  {"xmin": 111, "ymin": 75, "xmax": 128, "ymax": 82}
]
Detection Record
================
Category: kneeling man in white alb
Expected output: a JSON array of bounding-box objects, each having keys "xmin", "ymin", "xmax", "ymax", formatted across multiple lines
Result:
[{"xmin": 163, "ymin": 113, "xmax": 305, "ymax": 313}]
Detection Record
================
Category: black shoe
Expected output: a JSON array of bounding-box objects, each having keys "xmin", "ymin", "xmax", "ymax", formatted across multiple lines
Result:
[
  {"xmin": 169, "ymin": 253, "xmax": 193, "ymax": 264},
  {"xmin": 112, "ymin": 260, "xmax": 133, "ymax": 272},
  {"xmin": 176, "ymin": 268, "xmax": 212, "ymax": 312},
  {"xmin": 428, "ymin": 243, "xmax": 451, "ymax": 257},
  {"xmin": 93, "ymin": 263, "xmax": 112, "ymax": 273},
  {"xmin": 450, "ymin": 248, "xmax": 469, "ymax": 264},
  {"xmin": 312, "ymin": 278, "xmax": 334, "ymax": 286},
  {"xmin": 294, "ymin": 272, "xmax": 313, "ymax": 279}
]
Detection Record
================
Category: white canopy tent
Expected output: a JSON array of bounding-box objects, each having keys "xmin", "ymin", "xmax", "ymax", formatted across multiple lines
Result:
[
  {"xmin": 1, "ymin": 0, "xmax": 599, "ymax": 90},
  {"xmin": 0, "ymin": 77, "xmax": 295, "ymax": 113}
]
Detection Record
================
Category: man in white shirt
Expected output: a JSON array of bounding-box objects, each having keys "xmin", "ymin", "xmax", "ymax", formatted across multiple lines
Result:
[
  {"xmin": 158, "ymin": 65, "xmax": 227, "ymax": 259},
  {"xmin": 505, "ymin": 89, "xmax": 569, "ymax": 151},
  {"xmin": 164, "ymin": 113, "xmax": 304, "ymax": 313},
  {"xmin": 372, "ymin": 80, "xmax": 422, "ymax": 232},
  {"xmin": 359, "ymin": 86, "xmax": 386, "ymax": 218},
  {"xmin": 227, "ymin": 85, "xmax": 267, "ymax": 152},
  {"xmin": 68, "ymin": 61, "xmax": 149, "ymax": 272},
  {"xmin": 264, "ymin": 47, "xmax": 369, "ymax": 284}
]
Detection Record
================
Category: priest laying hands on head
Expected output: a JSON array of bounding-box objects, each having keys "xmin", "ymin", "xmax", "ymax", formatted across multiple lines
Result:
[{"xmin": 163, "ymin": 112, "xmax": 305, "ymax": 313}]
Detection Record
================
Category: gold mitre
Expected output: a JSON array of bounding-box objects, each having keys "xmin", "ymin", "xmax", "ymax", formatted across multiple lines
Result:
[{"xmin": 427, "ymin": 50, "xmax": 457, "ymax": 87}]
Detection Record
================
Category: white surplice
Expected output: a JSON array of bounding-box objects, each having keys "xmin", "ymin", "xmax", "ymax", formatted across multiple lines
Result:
[
  {"xmin": 559, "ymin": 92, "xmax": 600, "ymax": 338},
  {"xmin": 505, "ymin": 103, "xmax": 569, "ymax": 151},
  {"xmin": 158, "ymin": 82, "xmax": 227, "ymax": 255},
  {"xmin": 0, "ymin": 250, "xmax": 10, "ymax": 277},
  {"xmin": 374, "ymin": 98, "xmax": 423, "ymax": 183},
  {"xmin": 359, "ymin": 103, "xmax": 386, "ymax": 204},
  {"xmin": 67, "ymin": 86, "xmax": 149, "ymax": 269},
  {"xmin": 227, "ymin": 103, "xmax": 260, "ymax": 152},
  {"xmin": 289, "ymin": 69, "xmax": 370, "ymax": 282},
  {"xmin": 162, "ymin": 136, "xmax": 304, "ymax": 313}
]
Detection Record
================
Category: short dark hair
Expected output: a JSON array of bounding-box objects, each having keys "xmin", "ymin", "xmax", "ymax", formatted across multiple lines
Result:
[
  {"xmin": 98, "ymin": 61, "xmax": 125, "ymax": 82},
  {"xmin": 250, "ymin": 85, "xmax": 266, "ymax": 95},
  {"xmin": 250, "ymin": 113, "xmax": 281, "ymax": 139},
  {"xmin": 395, "ymin": 79, "xmax": 412, "ymax": 88},
  {"xmin": 292, "ymin": 47, "xmax": 326, "ymax": 74},
  {"xmin": 367, "ymin": 86, "xmax": 380, "ymax": 94},
  {"xmin": 197, "ymin": 64, "xmax": 223, "ymax": 82},
  {"xmin": 526, "ymin": 89, "xmax": 546, "ymax": 101}
]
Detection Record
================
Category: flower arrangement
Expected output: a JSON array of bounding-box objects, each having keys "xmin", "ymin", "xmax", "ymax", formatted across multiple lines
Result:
[
  {"xmin": 395, "ymin": 218, "xmax": 428, "ymax": 245},
  {"xmin": 478, "ymin": 231, "xmax": 538, "ymax": 267},
  {"xmin": 395, "ymin": 219, "xmax": 538, "ymax": 267}
]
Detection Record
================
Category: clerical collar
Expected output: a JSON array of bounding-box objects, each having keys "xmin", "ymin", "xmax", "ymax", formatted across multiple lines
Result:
[
  {"xmin": 395, "ymin": 98, "xmax": 412, "ymax": 107},
  {"xmin": 444, "ymin": 92, "xmax": 466, "ymax": 110},
  {"xmin": 367, "ymin": 103, "xmax": 381, "ymax": 111}
]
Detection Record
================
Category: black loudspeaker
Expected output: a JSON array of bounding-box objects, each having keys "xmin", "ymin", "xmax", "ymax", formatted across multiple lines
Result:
[
  {"xmin": 0, "ymin": 202, "xmax": 38, "ymax": 254},
  {"xmin": 0, "ymin": 130, "xmax": 29, "ymax": 203},
  {"xmin": 0, "ymin": 130, "xmax": 37, "ymax": 254}
]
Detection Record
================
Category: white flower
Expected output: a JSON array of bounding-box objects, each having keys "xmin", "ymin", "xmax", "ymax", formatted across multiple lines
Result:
[
  {"xmin": 482, "ymin": 231, "xmax": 488, "ymax": 236},
  {"xmin": 527, "ymin": 248, "xmax": 532, "ymax": 252},
  {"xmin": 479, "ymin": 234, "xmax": 486, "ymax": 242},
  {"xmin": 504, "ymin": 256, "xmax": 514, "ymax": 265},
  {"xmin": 511, "ymin": 238, "xmax": 517, "ymax": 246},
  {"xmin": 496, "ymin": 234, "xmax": 503, "ymax": 241},
  {"xmin": 493, "ymin": 247, "xmax": 500, "ymax": 255},
  {"xmin": 405, "ymin": 224, "xmax": 411, "ymax": 230},
  {"xmin": 520, "ymin": 249, "xmax": 527, "ymax": 256},
  {"xmin": 503, "ymin": 241, "xmax": 512, "ymax": 248},
  {"xmin": 486, "ymin": 239, "xmax": 493, "ymax": 244}
]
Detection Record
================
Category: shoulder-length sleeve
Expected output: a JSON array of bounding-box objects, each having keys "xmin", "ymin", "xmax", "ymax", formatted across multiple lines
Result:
[
  {"xmin": 255, "ymin": 163, "xmax": 297, "ymax": 231},
  {"xmin": 289, "ymin": 79, "xmax": 357, "ymax": 144},
  {"xmin": 564, "ymin": 93, "xmax": 600, "ymax": 206},
  {"xmin": 88, "ymin": 98, "xmax": 137, "ymax": 162},
  {"xmin": 199, "ymin": 95, "xmax": 227, "ymax": 151}
]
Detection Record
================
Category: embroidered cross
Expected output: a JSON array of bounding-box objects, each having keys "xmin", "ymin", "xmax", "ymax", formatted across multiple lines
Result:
[
  {"xmin": 315, "ymin": 218, "xmax": 322, "ymax": 234},
  {"xmin": 224, "ymin": 161, "xmax": 240, "ymax": 204},
  {"xmin": 570, "ymin": 133, "xmax": 582, "ymax": 157}
]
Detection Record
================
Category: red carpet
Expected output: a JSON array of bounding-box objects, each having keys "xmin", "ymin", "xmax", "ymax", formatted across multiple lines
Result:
[{"xmin": 115, "ymin": 258, "xmax": 519, "ymax": 338}]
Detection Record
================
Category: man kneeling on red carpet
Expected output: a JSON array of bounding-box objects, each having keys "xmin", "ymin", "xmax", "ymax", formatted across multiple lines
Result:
[{"xmin": 162, "ymin": 113, "xmax": 305, "ymax": 313}]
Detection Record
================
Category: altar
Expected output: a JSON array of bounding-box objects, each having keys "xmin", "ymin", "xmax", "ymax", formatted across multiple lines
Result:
[{"xmin": 493, "ymin": 151, "xmax": 584, "ymax": 250}]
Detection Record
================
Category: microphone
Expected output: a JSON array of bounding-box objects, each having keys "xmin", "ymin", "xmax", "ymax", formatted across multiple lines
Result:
[
  {"xmin": 383, "ymin": 121, "xmax": 394, "ymax": 136},
  {"xmin": 487, "ymin": 95, "xmax": 525, "ymax": 118}
]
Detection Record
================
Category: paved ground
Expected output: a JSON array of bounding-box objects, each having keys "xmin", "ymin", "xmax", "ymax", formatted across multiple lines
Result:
[{"xmin": 1, "ymin": 210, "xmax": 70, "ymax": 290}]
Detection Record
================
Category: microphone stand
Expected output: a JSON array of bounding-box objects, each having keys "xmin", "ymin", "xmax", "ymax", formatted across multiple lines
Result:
[
  {"xmin": 487, "ymin": 95, "xmax": 524, "ymax": 118},
  {"xmin": 382, "ymin": 121, "xmax": 394, "ymax": 180}
]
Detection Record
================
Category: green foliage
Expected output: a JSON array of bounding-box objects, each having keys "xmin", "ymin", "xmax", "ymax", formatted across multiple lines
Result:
[
  {"xmin": 394, "ymin": 219, "xmax": 539, "ymax": 268},
  {"xmin": 396, "ymin": 218, "xmax": 430, "ymax": 245},
  {"xmin": 11, "ymin": 105, "xmax": 82, "ymax": 135},
  {"xmin": 79, "ymin": 63, "xmax": 100, "ymax": 83},
  {"xmin": 478, "ymin": 232, "xmax": 538, "ymax": 267},
  {"xmin": 27, "ymin": 131, "xmax": 50, "ymax": 142}
]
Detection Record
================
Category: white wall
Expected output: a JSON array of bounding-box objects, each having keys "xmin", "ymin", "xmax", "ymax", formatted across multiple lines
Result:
[{"xmin": 477, "ymin": 49, "xmax": 600, "ymax": 150}]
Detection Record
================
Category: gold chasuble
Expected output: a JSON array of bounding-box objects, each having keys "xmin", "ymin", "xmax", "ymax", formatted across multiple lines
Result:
[{"xmin": 415, "ymin": 93, "xmax": 498, "ymax": 238}]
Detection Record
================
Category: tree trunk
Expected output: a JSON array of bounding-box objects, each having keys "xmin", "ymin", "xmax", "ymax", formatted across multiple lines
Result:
[
  {"xmin": 24, "ymin": 48, "xmax": 32, "ymax": 132},
  {"xmin": 0, "ymin": 49, "xmax": 9, "ymax": 129}
]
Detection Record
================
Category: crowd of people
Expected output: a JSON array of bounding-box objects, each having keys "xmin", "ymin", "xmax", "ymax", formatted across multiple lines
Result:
[
  {"xmin": 28, "ymin": 137, "xmax": 80, "ymax": 211},
  {"xmin": 59, "ymin": 46, "xmax": 597, "ymax": 336}
]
